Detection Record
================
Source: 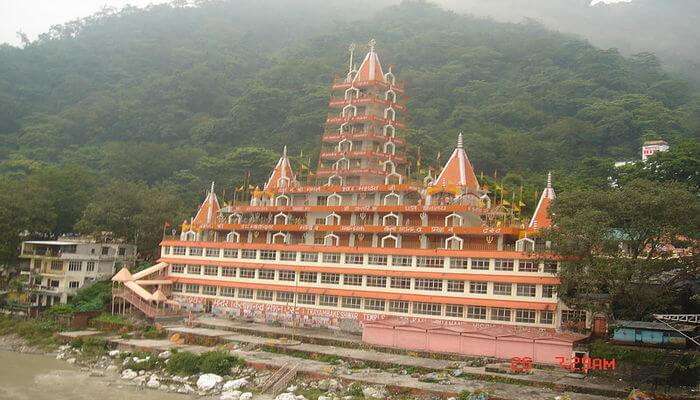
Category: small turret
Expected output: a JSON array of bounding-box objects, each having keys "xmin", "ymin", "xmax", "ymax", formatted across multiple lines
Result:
[{"xmin": 529, "ymin": 172, "xmax": 556, "ymax": 229}]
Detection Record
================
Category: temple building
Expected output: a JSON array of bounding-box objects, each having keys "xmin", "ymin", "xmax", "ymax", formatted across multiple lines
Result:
[{"xmin": 113, "ymin": 41, "xmax": 584, "ymax": 342}]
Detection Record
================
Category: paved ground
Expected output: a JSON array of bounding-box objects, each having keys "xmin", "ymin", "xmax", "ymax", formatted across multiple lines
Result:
[{"xmin": 56, "ymin": 330, "xmax": 102, "ymax": 339}]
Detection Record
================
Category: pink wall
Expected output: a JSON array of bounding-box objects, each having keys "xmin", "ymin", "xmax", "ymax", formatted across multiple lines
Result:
[
  {"xmin": 496, "ymin": 336, "xmax": 535, "ymax": 360},
  {"xmin": 460, "ymin": 333, "xmax": 497, "ymax": 357},
  {"xmin": 394, "ymin": 326, "xmax": 427, "ymax": 351},
  {"xmin": 362, "ymin": 324, "xmax": 395, "ymax": 347},
  {"xmin": 533, "ymin": 339, "xmax": 573, "ymax": 364},
  {"xmin": 427, "ymin": 329, "xmax": 461, "ymax": 353}
]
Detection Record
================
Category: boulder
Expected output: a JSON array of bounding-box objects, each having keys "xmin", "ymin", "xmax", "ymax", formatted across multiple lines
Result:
[
  {"xmin": 223, "ymin": 377, "xmax": 249, "ymax": 390},
  {"xmin": 318, "ymin": 397, "xmax": 332, "ymax": 400},
  {"xmin": 106, "ymin": 365, "xmax": 119, "ymax": 373},
  {"xmin": 177, "ymin": 384, "xmax": 196, "ymax": 394},
  {"xmin": 197, "ymin": 373, "xmax": 224, "ymax": 391},
  {"xmin": 146, "ymin": 376, "xmax": 160, "ymax": 389},
  {"xmin": 275, "ymin": 393, "xmax": 296, "ymax": 400},
  {"xmin": 362, "ymin": 386, "xmax": 386, "ymax": 399},
  {"xmin": 66, "ymin": 358, "xmax": 76, "ymax": 365},
  {"xmin": 221, "ymin": 391, "xmax": 242, "ymax": 400},
  {"xmin": 158, "ymin": 350, "xmax": 172, "ymax": 359},
  {"xmin": 239, "ymin": 392, "xmax": 253, "ymax": 400},
  {"xmin": 121, "ymin": 369, "xmax": 138, "ymax": 380},
  {"xmin": 108, "ymin": 350, "xmax": 121, "ymax": 357},
  {"xmin": 89, "ymin": 370, "xmax": 105, "ymax": 377}
]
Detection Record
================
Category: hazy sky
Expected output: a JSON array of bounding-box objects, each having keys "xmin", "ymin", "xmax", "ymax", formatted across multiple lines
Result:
[{"xmin": 0, "ymin": 0, "xmax": 632, "ymax": 46}]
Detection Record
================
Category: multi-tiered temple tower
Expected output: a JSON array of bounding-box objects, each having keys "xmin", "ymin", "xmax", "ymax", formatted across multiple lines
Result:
[{"xmin": 114, "ymin": 41, "xmax": 585, "ymax": 338}]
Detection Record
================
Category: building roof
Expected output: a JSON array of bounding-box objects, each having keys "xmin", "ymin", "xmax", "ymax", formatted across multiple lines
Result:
[
  {"xmin": 23, "ymin": 240, "xmax": 78, "ymax": 246},
  {"xmin": 353, "ymin": 40, "xmax": 384, "ymax": 83},
  {"xmin": 111, "ymin": 267, "xmax": 133, "ymax": 282},
  {"xmin": 264, "ymin": 146, "xmax": 298, "ymax": 191},
  {"xmin": 192, "ymin": 182, "xmax": 221, "ymax": 227},
  {"xmin": 434, "ymin": 133, "xmax": 480, "ymax": 192},
  {"xmin": 529, "ymin": 172, "xmax": 556, "ymax": 229},
  {"xmin": 611, "ymin": 320, "xmax": 695, "ymax": 332}
]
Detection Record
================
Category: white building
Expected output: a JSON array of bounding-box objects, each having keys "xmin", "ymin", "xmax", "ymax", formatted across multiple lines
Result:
[
  {"xmin": 19, "ymin": 238, "xmax": 137, "ymax": 307},
  {"xmin": 641, "ymin": 140, "xmax": 669, "ymax": 161}
]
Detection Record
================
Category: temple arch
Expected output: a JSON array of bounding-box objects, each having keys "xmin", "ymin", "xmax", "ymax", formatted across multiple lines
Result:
[
  {"xmin": 445, "ymin": 213, "xmax": 463, "ymax": 227},
  {"xmin": 324, "ymin": 233, "xmax": 339, "ymax": 246},
  {"xmin": 381, "ymin": 234, "xmax": 399, "ymax": 248},
  {"xmin": 383, "ymin": 192, "xmax": 400, "ymax": 206},
  {"xmin": 445, "ymin": 235, "xmax": 463, "ymax": 250},
  {"xmin": 275, "ymin": 194, "xmax": 290, "ymax": 206},
  {"xmin": 272, "ymin": 232, "xmax": 289, "ymax": 244},
  {"xmin": 385, "ymin": 89, "xmax": 396, "ymax": 103},
  {"xmin": 342, "ymin": 104, "xmax": 357, "ymax": 118},
  {"xmin": 226, "ymin": 231, "xmax": 240, "ymax": 243},
  {"xmin": 382, "ymin": 212, "xmax": 399, "ymax": 226},
  {"xmin": 383, "ymin": 125, "xmax": 395, "ymax": 138},
  {"xmin": 273, "ymin": 212, "xmax": 289, "ymax": 225},
  {"xmin": 338, "ymin": 139, "xmax": 352, "ymax": 153},
  {"xmin": 325, "ymin": 212, "xmax": 341, "ymax": 225},
  {"xmin": 384, "ymin": 107, "xmax": 396, "ymax": 121}
]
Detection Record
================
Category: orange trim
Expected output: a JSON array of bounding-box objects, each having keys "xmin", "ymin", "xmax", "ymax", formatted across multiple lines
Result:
[
  {"xmin": 159, "ymin": 240, "xmax": 556, "ymax": 259},
  {"xmin": 266, "ymin": 183, "xmax": 416, "ymax": 195},
  {"xmin": 322, "ymin": 133, "xmax": 406, "ymax": 146},
  {"xmin": 206, "ymin": 223, "xmax": 520, "ymax": 237},
  {"xmin": 319, "ymin": 150, "xmax": 407, "ymax": 163},
  {"xmin": 224, "ymin": 204, "xmax": 490, "ymax": 215},
  {"xmin": 171, "ymin": 276, "xmax": 556, "ymax": 311},
  {"xmin": 159, "ymin": 257, "xmax": 560, "ymax": 284}
]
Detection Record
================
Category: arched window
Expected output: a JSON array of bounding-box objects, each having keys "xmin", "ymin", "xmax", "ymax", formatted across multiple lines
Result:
[
  {"xmin": 385, "ymin": 172, "xmax": 402, "ymax": 185},
  {"xmin": 272, "ymin": 232, "xmax": 288, "ymax": 244},
  {"xmin": 277, "ymin": 177, "xmax": 290, "ymax": 189},
  {"xmin": 383, "ymin": 124, "xmax": 395, "ymax": 138},
  {"xmin": 182, "ymin": 230, "xmax": 197, "ymax": 241},
  {"xmin": 228, "ymin": 213, "xmax": 242, "ymax": 224},
  {"xmin": 384, "ymin": 107, "xmax": 395, "ymax": 121},
  {"xmin": 516, "ymin": 238, "xmax": 535, "ymax": 252},
  {"xmin": 335, "ymin": 157, "xmax": 350, "ymax": 170},
  {"xmin": 327, "ymin": 192, "xmax": 342, "ymax": 206},
  {"xmin": 273, "ymin": 212, "xmax": 289, "ymax": 225},
  {"xmin": 445, "ymin": 235, "xmax": 463, "ymax": 250},
  {"xmin": 383, "ymin": 192, "xmax": 400, "ymax": 206},
  {"xmin": 385, "ymin": 89, "xmax": 396, "ymax": 103},
  {"xmin": 345, "ymin": 87, "xmax": 359, "ymax": 100},
  {"xmin": 339, "ymin": 123, "xmax": 351, "ymax": 134},
  {"xmin": 384, "ymin": 71, "xmax": 395, "ymax": 85},
  {"xmin": 381, "ymin": 234, "xmax": 399, "ymax": 248},
  {"xmin": 383, "ymin": 141, "xmax": 395, "ymax": 155},
  {"xmin": 382, "ymin": 213, "xmax": 399, "ymax": 226},
  {"xmin": 324, "ymin": 233, "xmax": 339, "ymax": 246},
  {"xmin": 325, "ymin": 212, "xmax": 341, "ymax": 225},
  {"xmin": 342, "ymin": 104, "xmax": 357, "ymax": 118},
  {"xmin": 327, "ymin": 175, "xmax": 343, "ymax": 186},
  {"xmin": 338, "ymin": 139, "xmax": 352, "ymax": 153},
  {"xmin": 383, "ymin": 160, "xmax": 395, "ymax": 173},
  {"xmin": 275, "ymin": 194, "xmax": 290, "ymax": 206},
  {"xmin": 445, "ymin": 213, "xmax": 463, "ymax": 227},
  {"xmin": 226, "ymin": 231, "xmax": 240, "ymax": 243}
]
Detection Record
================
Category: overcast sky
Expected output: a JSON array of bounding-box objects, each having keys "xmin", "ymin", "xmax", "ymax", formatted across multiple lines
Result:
[{"xmin": 0, "ymin": 0, "xmax": 632, "ymax": 46}]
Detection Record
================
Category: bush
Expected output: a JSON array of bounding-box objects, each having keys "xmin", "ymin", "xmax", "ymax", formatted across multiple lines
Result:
[
  {"xmin": 0, "ymin": 315, "xmax": 62, "ymax": 349},
  {"xmin": 123, "ymin": 352, "xmax": 160, "ymax": 371},
  {"xmin": 166, "ymin": 351, "xmax": 201, "ymax": 375}
]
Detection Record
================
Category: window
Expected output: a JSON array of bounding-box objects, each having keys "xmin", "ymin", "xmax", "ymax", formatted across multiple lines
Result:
[
  {"xmin": 205, "ymin": 248, "xmax": 220, "ymax": 257},
  {"xmin": 173, "ymin": 283, "xmax": 183, "ymax": 292},
  {"xmin": 515, "ymin": 309, "xmax": 536, "ymax": 323},
  {"xmin": 221, "ymin": 267, "xmax": 236, "ymax": 277},
  {"xmin": 278, "ymin": 270, "xmax": 296, "ymax": 281},
  {"xmin": 417, "ymin": 256, "xmax": 444, "ymax": 268},
  {"xmin": 322, "ymin": 253, "xmax": 340, "ymax": 263},
  {"xmin": 368, "ymin": 254, "xmax": 388, "ymax": 266},
  {"xmin": 543, "ymin": 262, "xmax": 558, "ymax": 274},
  {"xmin": 540, "ymin": 311, "xmax": 554, "ymax": 325},
  {"xmin": 260, "ymin": 250, "xmax": 276, "ymax": 260},
  {"xmin": 469, "ymin": 281, "xmax": 487, "ymax": 294},
  {"xmin": 467, "ymin": 306, "xmax": 487, "ymax": 319},
  {"xmin": 221, "ymin": 287, "xmax": 235, "ymax": 297},
  {"xmin": 258, "ymin": 269, "xmax": 275, "ymax": 280},
  {"xmin": 68, "ymin": 261, "xmax": 82, "ymax": 272},
  {"xmin": 320, "ymin": 273, "xmax": 340, "ymax": 285},
  {"xmin": 187, "ymin": 265, "xmax": 201, "ymax": 275},
  {"xmin": 391, "ymin": 255, "xmax": 412, "ymax": 267},
  {"xmin": 300, "ymin": 272, "xmax": 317, "ymax": 283},
  {"xmin": 493, "ymin": 282, "xmax": 512, "ymax": 296},
  {"xmin": 449, "ymin": 257, "xmax": 469, "ymax": 269},
  {"xmin": 186, "ymin": 284, "xmax": 199, "ymax": 294},
  {"xmin": 298, "ymin": 293, "xmax": 316, "ymax": 305},
  {"xmin": 345, "ymin": 253, "xmax": 364, "ymax": 265},
  {"xmin": 256, "ymin": 290, "xmax": 273, "ymax": 301},
  {"xmin": 471, "ymin": 258, "xmax": 490, "ymax": 270},
  {"xmin": 69, "ymin": 281, "xmax": 80, "ymax": 289},
  {"xmin": 239, "ymin": 268, "xmax": 255, "ymax": 278},
  {"xmin": 365, "ymin": 298, "xmax": 385, "ymax": 311},
  {"xmin": 49, "ymin": 280, "xmax": 59, "ymax": 287},
  {"xmin": 542, "ymin": 285, "xmax": 556, "ymax": 298},
  {"xmin": 518, "ymin": 261, "xmax": 538, "ymax": 272},
  {"xmin": 343, "ymin": 274, "xmax": 363, "ymax": 286},
  {"xmin": 414, "ymin": 302, "xmax": 441, "ymax": 316},
  {"xmin": 101, "ymin": 246, "xmax": 109, "ymax": 255},
  {"xmin": 51, "ymin": 261, "xmax": 63, "ymax": 270},
  {"xmin": 189, "ymin": 247, "xmax": 203, "ymax": 256},
  {"xmin": 445, "ymin": 304, "xmax": 464, "ymax": 317},
  {"xmin": 492, "ymin": 308, "xmax": 511, "ymax": 321},
  {"xmin": 280, "ymin": 251, "xmax": 297, "ymax": 261},
  {"xmin": 300, "ymin": 252, "xmax": 318, "ymax": 262},
  {"xmin": 389, "ymin": 300, "xmax": 409, "ymax": 313},
  {"xmin": 415, "ymin": 279, "xmax": 442, "ymax": 291},
  {"xmin": 86, "ymin": 261, "xmax": 96, "ymax": 272},
  {"xmin": 241, "ymin": 249, "xmax": 256, "ymax": 259},
  {"xmin": 341, "ymin": 297, "xmax": 362, "ymax": 309},
  {"xmin": 223, "ymin": 249, "xmax": 238, "ymax": 258},
  {"xmin": 238, "ymin": 288, "xmax": 253, "ymax": 299},
  {"xmin": 276, "ymin": 291, "xmax": 294, "ymax": 302},
  {"xmin": 561, "ymin": 309, "xmax": 587, "ymax": 323},
  {"xmin": 516, "ymin": 284, "xmax": 536, "ymax": 297},
  {"xmin": 118, "ymin": 247, "xmax": 127, "ymax": 256},
  {"xmin": 390, "ymin": 277, "xmax": 411, "ymax": 289},
  {"xmin": 366, "ymin": 276, "xmax": 387, "ymax": 288},
  {"xmin": 494, "ymin": 259, "xmax": 514, "ymax": 271},
  {"xmin": 171, "ymin": 264, "xmax": 185, "ymax": 273},
  {"xmin": 447, "ymin": 280, "xmax": 464, "ymax": 293},
  {"xmin": 173, "ymin": 246, "xmax": 186, "ymax": 255},
  {"xmin": 204, "ymin": 266, "xmax": 218, "ymax": 276},
  {"xmin": 203, "ymin": 285, "xmax": 217, "ymax": 295}
]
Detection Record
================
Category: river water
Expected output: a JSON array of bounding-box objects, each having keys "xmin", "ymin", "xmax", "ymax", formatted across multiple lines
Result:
[{"xmin": 0, "ymin": 351, "xmax": 184, "ymax": 400}]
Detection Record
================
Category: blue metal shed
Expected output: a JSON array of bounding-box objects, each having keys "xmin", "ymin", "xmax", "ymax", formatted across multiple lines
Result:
[{"xmin": 611, "ymin": 320, "xmax": 693, "ymax": 346}]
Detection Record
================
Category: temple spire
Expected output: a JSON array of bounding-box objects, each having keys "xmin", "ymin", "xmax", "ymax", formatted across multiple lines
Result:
[
  {"xmin": 354, "ymin": 38, "xmax": 384, "ymax": 82},
  {"xmin": 434, "ymin": 133, "xmax": 479, "ymax": 192},
  {"xmin": 547, "ymin": 171, "xmax": 552, "ymax": 189},
  {"xmin": 529, "ymin": 172, "xmax": 556, "ymax": 229},
  {"xmin": 192, "ymin": 182, "xmax": 220, "ymax": 227},
  {"xmin": 348, "ymin": 43, "xmax": 356, "ymax": 73},
  {"xmin": 457, "ymin": 132, "xmax": 464, "ymax": 149}
]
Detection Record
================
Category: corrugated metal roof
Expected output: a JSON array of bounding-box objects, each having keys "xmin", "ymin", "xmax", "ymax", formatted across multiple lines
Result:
[{"xmin": 612, "ymin": 320, "xmax": 695, "ymax": 332}]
